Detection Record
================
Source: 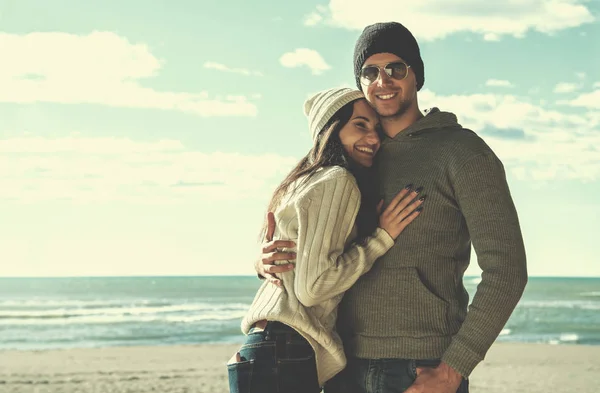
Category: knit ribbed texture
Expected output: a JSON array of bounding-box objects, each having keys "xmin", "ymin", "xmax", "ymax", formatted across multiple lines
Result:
[
  {"xmin": 241, "ymin": 166, "xmax": 395, "ymax": 385},
  {"xmin": 336, "ymin": 108, "xmax": 528, "ymax": 378},
  {"xmin": 304, "ymin": 88, "xmax": 365, "ymax": 142}
]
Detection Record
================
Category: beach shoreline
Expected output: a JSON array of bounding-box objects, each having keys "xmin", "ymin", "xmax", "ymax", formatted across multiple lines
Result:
[{"xmin": 1, "ymin": 342, "xmax": 599, "ymax": 393}]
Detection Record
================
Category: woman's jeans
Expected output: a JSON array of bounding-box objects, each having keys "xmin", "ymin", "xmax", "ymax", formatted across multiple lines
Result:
[
  {"xmin": 324, "ymin": 357, "xmax": 469, "ymax": 393},
  {"xmin": 227, "ymin": 321, "xmax": 321, "ymax": 393}
]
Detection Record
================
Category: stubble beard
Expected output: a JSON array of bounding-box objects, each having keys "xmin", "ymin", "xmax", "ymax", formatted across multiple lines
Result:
[{"xmin": 376, "ymin": 97, "xmax": 412, "ymax": 120}]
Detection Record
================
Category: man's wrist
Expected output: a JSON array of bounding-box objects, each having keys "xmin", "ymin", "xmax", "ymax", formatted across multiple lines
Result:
[
  {"xmin": 438, "ymin": 361, "xmax": 464, "ymax": 382},
  {"xmin": 440, "ymin": 339, "xmax": 482, "ymax": 377}
]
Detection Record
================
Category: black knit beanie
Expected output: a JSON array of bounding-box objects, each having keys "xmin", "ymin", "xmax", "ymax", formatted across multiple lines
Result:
[{"xmin": 354, "ymin": 22, "xmax": 424, "ymax": 91}]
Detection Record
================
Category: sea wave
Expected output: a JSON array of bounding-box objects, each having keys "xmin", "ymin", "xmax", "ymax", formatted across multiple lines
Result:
[
  {"xmin": 549, "ymin": 333, "xmax": 580, "ymax": 345},
  {"xmin": 580, "ymin": 292, "xmax": 600, "ymax": 297},
  {"xmin": 519, "ymin": 300, "xmax": 600, "ymax": 310},
  {"xmin": 0, "ymin": 302, "xmax": 250, "ymax": 319},
  {"xmin": 164, "ymin": 313, "xmax": 247, "ymax": 323},
  {"xmin": 0, "ymin": 310, "xmax": 246, "ymax": 326},
  {"xmin": 0, "ymin": 301, "xmax": 250, "ymax": 326},
  {"xmin": 0, "ymin": 299, "xmax": 171, "ymax": 308},
  {"xmin": 560, "ymin": 333, "xmax": 579, "ymax": 342}
]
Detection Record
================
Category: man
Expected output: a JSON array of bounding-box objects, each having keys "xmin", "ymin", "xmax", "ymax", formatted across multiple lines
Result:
[{"xmin": 257, "ymin": 22, "xmax": 527, "ymax": 393}]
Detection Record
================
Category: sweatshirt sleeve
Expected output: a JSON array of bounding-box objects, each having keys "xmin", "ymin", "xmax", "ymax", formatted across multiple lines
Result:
[
  {"xmin": 292, "ymin": 171, "xmax": 395, "ymax": 308},
  {"xmin": 441, "ymin": 152, "xmax": 528, "ymax": 377}
]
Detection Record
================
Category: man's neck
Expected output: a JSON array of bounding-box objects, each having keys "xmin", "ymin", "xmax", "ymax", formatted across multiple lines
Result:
[{"xmin": 382, "ymin": 107, "xmax": 424, "ymax": 139}]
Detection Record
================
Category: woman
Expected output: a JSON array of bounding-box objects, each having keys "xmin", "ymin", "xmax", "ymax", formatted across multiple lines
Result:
[{"xmin": 228, "ymin": 88, "xmax": 424, "ymax": 393}]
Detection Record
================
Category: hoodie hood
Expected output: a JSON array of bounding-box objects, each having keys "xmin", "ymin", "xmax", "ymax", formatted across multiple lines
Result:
[{"xmin": 388, "ymin": 107, "xmax": 463, "ymax": 140}]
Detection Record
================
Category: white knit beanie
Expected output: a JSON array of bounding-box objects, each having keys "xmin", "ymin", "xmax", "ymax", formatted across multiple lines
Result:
[{"xmin": 304, "ymin": 88, "xmax": 365, "ymax": 142}]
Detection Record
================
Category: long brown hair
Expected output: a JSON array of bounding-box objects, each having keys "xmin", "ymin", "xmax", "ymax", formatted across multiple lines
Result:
[{"xmin": 261, "ymin": 98, "xmax": 379, "ymax": 242}]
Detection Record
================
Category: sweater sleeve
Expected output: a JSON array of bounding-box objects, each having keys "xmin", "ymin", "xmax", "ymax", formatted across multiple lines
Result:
[
  {"xmin": 292, "ymin": 171, "xmax": 395, "ymax": 308},
  {"xmin": 441, "ymin": 152, "xmax": 528, "ymax": 377}
]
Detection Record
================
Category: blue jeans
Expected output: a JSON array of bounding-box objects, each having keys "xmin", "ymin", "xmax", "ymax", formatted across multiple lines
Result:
[
  {"xmin": 324, "ymin": 357, "xmax": 469, "ymax": 393},
  {"xmin": 227, "ymin": 321, "xmax": 321, "ymax": 393}
]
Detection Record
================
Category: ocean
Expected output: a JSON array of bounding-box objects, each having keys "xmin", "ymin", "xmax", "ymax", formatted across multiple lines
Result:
[{"xmin": 0, "ymin": 276, "xmax": 599, "ymax": 351}]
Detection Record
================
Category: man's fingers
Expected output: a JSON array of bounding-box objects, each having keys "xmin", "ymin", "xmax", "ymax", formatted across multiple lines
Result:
[
  {"xmin": 261, "ymin": 240, "xmax": 296, "ymax": 253},
  {"xmin": 263, "ymin": 263, "xmax": 294, "ymax": 275},
  {"xmin": 262, "ymin": 273, "xmax": 282, "ymax": 287},
  {"xmin": 265, "ymin": 212, "xmax": 275, "ymax": 242},
  {"xmin": 261, "ymin": 251, "xmax": 296, "ymax": 264},
  {"xmin": 263, "ymin": 263, "xmax": 295, "ymax": 287},
  {"xmin": 258, "ymin": 211, "xmax": 294, "ymax": 288}
]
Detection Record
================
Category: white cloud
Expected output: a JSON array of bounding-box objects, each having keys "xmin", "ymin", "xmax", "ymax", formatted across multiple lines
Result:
[
  {"xmin": 554, "ymin": 82, "xmax": 580, "ymax": 93},
  {"xmin": 419, "ymin": 89, "xmax": 600, "ymax": 182},
  {"xmin": 280, "ymin": 48, "xmax": 331, "ymax": 75},
  {"xmin": 483, "ymin": 33, "xmax": 501, "ymax": 42},
  {"xmin": 310, "ymin": 0, "xmax": 594, "ymax": 41},
  {"xmin": 304, "ymin": 12, "xmax": 323, "ymax": 26},
  {"xmin": 575, "ymin": 72, "xmax": 586, "ymax": 80},
  {"xmin": 485, "ymin": 79, "xmax": 514, "ymax": 88},
  {"xmin": 203, "ymin": 61, "xmax": 263, "ymax": 77},
  {"xmin": 594, "ymin": 82, "xmax": 600, "ymax": 88},
  {"xmin": 304, "ymin": 5, "xmax": 328, "ymax": 26},
  {"xmin": 0, "ymin": 32, "xmax": 257, "ymax": 117},
  {"xmin": 0, "ymin": 137, "xmax": 298, "ymax": 203},
  {"xmin": 565, "ymin": 89, "xmax": 600, "ymax": 109},
  {"xmin": 5, "ymin": 87, "xmax": 599, "ymax": 207}
]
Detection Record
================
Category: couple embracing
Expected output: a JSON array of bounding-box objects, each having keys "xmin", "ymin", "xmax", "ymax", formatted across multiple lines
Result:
[{"xmin": 228, "ymin": 21, "xmax": 528, "ymax": 393}]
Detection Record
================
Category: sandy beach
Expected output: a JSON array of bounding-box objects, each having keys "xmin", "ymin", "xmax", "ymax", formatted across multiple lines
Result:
[{"xmin": 0, "ymin": 343, "xmax": 598, "ymax": 393}]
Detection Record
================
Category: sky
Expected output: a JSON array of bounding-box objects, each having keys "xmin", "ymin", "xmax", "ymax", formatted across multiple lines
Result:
[{"xmin": 0, "ymin": 0, "xmax": 599, "ymax": 278}]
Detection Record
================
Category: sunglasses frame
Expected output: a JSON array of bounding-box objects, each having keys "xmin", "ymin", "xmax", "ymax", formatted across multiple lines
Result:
[{"xmin": 360, "ymin": 61, "xmax": 411, "ymax": 86}]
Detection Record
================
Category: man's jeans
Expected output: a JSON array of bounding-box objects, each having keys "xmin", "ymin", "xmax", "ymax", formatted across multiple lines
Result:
[{"xmin": 324, "ymin": 357, "xmax": 469, "ymax": 393}]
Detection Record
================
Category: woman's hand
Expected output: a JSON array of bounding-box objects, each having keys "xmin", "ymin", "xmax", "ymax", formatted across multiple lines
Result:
[{"xmin": 378, "ymin": 187, "xmax": 425, "ymax": 239}]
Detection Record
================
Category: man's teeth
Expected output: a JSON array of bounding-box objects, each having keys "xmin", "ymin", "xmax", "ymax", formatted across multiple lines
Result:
[
  {"xmin": 377, "ymin": 93, "xmax": 396, "ymax": 100},
  {"xmin": 356, "ymin": 147, "xmax": 374, "ymax": 154}
]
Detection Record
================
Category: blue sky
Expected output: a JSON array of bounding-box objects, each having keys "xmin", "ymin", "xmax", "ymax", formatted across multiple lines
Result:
[{"xmin": 1, "ymin": 0, "xmax": 599, "ymax": 277}]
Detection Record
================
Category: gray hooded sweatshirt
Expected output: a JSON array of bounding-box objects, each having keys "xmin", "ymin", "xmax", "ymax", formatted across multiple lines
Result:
[{"xmin": 337, "ymin": 108, "xmax": 528, "ymax": 377}]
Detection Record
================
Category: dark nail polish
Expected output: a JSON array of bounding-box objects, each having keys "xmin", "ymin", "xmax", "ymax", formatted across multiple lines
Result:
[
  {"xmin": 404, "ymin": 184, "xmax": 413, "ymax": 190},
  {"xmin": 419, "ymin": 195, "xmax": 427, "ymax": 202},
  {"xmin": 415, "ymin": 187, "xmax": 424, "ymax": 194},
  {"xmin": 416, "ymin": 206, "xmax": 424, "ymax": 212}
]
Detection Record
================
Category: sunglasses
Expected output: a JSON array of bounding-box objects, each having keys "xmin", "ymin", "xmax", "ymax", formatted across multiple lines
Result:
[{"xmin": 360, "ymin": 61, "xmax": 411, "ymax": 86}]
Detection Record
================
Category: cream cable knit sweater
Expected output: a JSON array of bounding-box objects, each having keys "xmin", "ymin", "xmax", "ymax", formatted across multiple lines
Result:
[{"xmin": 241, "ymin": 166, "xmax": 394, "ymax": 385}]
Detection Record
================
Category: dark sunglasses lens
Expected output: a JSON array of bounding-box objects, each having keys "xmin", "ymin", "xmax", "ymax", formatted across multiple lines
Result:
[
  {"xmin": 360, "ymin": 66, "xmax": 379, "ymax": 83},
  {"xmin": 387, "ymin": 62, "xmax": 408, "ymax": 79}
]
